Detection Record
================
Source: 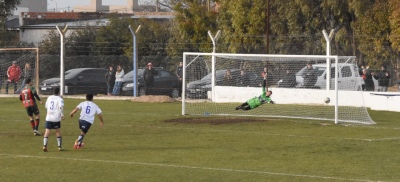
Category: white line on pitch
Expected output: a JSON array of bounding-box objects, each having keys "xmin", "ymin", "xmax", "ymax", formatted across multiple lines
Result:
[
  {"xmin": 116, "ymin": 124, "xmax": 400, "ymax": 142},
  {"xmin": 0, "ymin": 153, "xmax": 379, "ymax": 182}
]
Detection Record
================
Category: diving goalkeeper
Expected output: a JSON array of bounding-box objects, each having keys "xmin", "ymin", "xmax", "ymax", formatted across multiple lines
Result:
[{"xmin": 235, "ymin": 74, "xmax": 274, "ymax": 110}]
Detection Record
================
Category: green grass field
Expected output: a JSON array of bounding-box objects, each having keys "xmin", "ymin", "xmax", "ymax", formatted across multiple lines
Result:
[{"xmin": 1, "ymin": 97, "xmax": 400, "ymax": 182}]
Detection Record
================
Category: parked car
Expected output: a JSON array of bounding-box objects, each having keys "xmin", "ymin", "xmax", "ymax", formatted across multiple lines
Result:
[
  {"xmin": 186, "ymin": 69, "xmax": 261, "ymax": 99},
  {"xmin": 277, "ymin": 63, "xmax": 364, "ymax": 90},
  {"xmin": 39, "ymin": 68, "xmax": 108, "ymax": 95},
  {"xmin": 121, "ymin": 68, "xmax": 180, "ymax": 98}
]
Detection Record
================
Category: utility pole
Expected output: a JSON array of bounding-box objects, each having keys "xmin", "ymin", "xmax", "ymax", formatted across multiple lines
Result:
[
  {"xmin": 155, "ymin": 0, "xmax": 159, "ymax": 12},
  {"xmin": 265, "ymin": 0, "xmax": 270, "ymax": 54}
]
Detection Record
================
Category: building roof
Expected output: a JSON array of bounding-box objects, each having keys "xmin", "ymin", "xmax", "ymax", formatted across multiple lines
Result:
[
  {"xmin": 6, "ymin": 18, "xmax": 19, "ymax": 30},
  {"xmin": 16, "ymin": 12, "xmax": 174, "ymax": 29}
]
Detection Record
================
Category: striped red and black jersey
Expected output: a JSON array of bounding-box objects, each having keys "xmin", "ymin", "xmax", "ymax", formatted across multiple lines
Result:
[{"xmin": 20, "ymin": 87, "xmax": 36, "ymax": 108}]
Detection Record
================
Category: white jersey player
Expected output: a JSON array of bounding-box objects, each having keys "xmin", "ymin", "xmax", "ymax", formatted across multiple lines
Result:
[
  {"xmin": 43, "ymin": 87, "xmax": 65, "ymax": 152},
  {"xmin": 69, "ymin": 93, "xmax": 104, "ymax": 149}
]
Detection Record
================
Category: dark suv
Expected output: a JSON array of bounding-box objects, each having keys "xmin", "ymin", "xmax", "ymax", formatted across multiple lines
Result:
[
  {"xmin": 121, "ymin": 68, "xmax": 180, "ymax": 98},
  {"xmin": 39, "ymin": 68, "xmax": 108, "ymax": 95}
]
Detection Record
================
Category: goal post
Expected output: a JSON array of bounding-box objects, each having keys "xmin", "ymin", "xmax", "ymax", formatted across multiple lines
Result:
[
  {"xmin": 182, "ymin": 52, "xmax": 375, "ymax": 125},
  {"xmin": 0, "ymin": 48, "xmax": 40, "ymax": 94}
]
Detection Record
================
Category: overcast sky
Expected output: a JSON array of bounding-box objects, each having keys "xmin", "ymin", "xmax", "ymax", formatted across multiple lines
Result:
[{"xmin": 47, "ymin": 0, "xmax": 133, "ymax": 12}]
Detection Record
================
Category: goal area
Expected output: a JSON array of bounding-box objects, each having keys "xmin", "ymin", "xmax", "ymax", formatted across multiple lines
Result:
[
  {"xmin": 182, "ymin": 52, "xmax": 375, "ymax": 125},
  {"xmin": 0, "ymin": 48, "xmax": 39, "ymax": 94}
]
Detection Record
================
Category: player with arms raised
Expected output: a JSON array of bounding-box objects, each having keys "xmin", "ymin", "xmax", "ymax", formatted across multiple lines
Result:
[
  {"xmin": 235, "ymin": 74, "xmax": 274, "ymax": 110},
  {"xmin": 19, "ymin": 78, "xmax": 43, "ymax": 136},
  {"xmin": 69, "ymin": 93, "xmax": 104, "ymax": 149},
  {"xmin": 43, "ymin": 87, "xmax": 64, "ymax": 152}
]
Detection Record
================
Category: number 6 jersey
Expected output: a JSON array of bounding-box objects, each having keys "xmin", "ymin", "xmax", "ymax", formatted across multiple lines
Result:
[{"xmin": 76, "ymin": 101, "xmax": 102, "ymax": 124}]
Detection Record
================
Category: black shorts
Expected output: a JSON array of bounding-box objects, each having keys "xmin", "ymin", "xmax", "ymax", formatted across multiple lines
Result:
[
  {"xmin": 79, "ymin": 119, "xmax": 92, "ymax": 133},
  {"xmin": 26, "ymin": 105, "xmax": 40, "ymax": 116},
  {"xmin": 45, "ymin": 121, "xmax": 61, "ymax": 129}
]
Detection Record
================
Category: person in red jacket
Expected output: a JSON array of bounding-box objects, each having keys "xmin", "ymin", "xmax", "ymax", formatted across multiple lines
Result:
[{"xmin": 6, "ymin": 61, "xmax": 21, "ymax": 94}]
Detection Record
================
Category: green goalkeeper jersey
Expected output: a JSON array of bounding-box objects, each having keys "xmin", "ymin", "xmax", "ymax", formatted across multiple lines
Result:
[{"xmin": 246, "ymin": 80, "xmax": 272, "ymax": 109}]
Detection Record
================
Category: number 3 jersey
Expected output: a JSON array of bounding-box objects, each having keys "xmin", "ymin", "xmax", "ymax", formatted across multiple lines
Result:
[
  {"xmin": 45, "ymin": 95, "xmax": 64, "ymax": 122},
  {"xmin": 76, "ymin": 101, "xmax": 102, "ymax": 124}
]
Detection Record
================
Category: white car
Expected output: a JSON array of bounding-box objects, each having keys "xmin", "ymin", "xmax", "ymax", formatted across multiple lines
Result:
[{"xmin": 278, "ymin": 63, "xmax": 364, "ymax": 91}]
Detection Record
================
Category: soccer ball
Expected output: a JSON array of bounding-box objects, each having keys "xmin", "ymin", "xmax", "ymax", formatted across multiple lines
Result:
[{"xmin": 324, "ymin": 97, "xmax": 330, "ymax": 104}]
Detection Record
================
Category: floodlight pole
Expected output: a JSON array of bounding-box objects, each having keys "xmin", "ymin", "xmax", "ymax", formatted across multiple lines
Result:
[
  {"xmin": 129, "ymin": 25, "xmax": 141, "ymax": 97},
  {"xmin": 208, "ymin": 30, "xmax": 221, "ymax": 101},
  {"xmin": 56, "ymin": 25, "xmax": 68, "ymax": 96},
  {"xmin": 322, "ymin": 29, "xmax": 335, "ymax": 91}
]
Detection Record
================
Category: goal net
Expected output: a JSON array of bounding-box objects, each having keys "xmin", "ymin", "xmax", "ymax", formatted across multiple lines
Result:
[
  {"xmin": 0, "ymin": 48, "xmax": 39, "ymax": 94},
  {"xmin": 182, "ymin": 52, "xmax": 375, "ymax": 125}
]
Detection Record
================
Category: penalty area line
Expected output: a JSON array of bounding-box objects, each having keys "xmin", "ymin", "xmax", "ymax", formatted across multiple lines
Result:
[
  {"xmin": 111, "ymin": 124, "xmax": 399, "ymax": 142},
  {"xmin": 0, "ymin": 153, "xmax": 378, "ymax": 182}
]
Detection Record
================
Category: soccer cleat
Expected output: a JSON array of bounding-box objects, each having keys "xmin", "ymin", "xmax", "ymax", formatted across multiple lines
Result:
[
  {"xmin": 73, "ymin": 140, "xmax": 79, "ymax": 149},
  {"xmin": 58, "ymin": 147, "xmax": 65, "ymax": 151},
  {"xmin": 77, "ymin": 143, "xmax": 85, "ymax": 149},
  {"xmin": 33, "ymin": 130, "xmax": 41, "ymax": 136},
  {"xmin": 74, "ymin": 139, "xmax": 85, "ymax": 149},
  {"xmin": 235, "ymin": 106, "xmax": 241, "ymax": 110},
  {"xmin": 43, "ymin": 146, "xmax": 48, "ymax": 152}
]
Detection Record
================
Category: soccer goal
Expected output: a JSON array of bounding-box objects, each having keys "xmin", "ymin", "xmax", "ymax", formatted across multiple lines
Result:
[
  {"xmin": 182, "ymin": 52, "xmax": 375, "ymax": 125},
  {"xmin": 0, "ymin": 48, "xmax": 40, "ymax": 94}
]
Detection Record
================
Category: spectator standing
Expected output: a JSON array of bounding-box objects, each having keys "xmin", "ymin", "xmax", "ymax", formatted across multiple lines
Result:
[
  {"xmin": 223, "ymin": 69, "xmax": 235, "ymax": 86},
  {"xmin": 175, "ymin": 61, "xmax": 183, "ymax": 96},
  {"xmin": 69, "ymin": 93, "xmax": 104, "ymax": 149},
  {"xmin": 16, "ymin": 63, "xmax": 33, "ymax": 94},
  {"xmin": 0, "ymin": 65, "xmax": 2, "ymax": 93},
  {"xmin": 302, "ymin": 62, "xmax": 318, "ymax": 88},
  {"xmin": 143, "ymin": 62, "xmax": 158, "ymax": 94},
  {"xmin": 279, "ymin": 69, "xmax": 297, "ymax": 88},
  {"xmin": 397, "ymin": 73, "xmax": 400, "ymax": 91},
  {"xmin": 372, "ymin": 65, "xmax": 390, "ymax": 92},
  {"xmin": 236, "ymin": 69, "xmax": 249, "ymax": 87},
  {"xmin": 362, "ymin": 69, "xmax": 375, "ymax": 91},
  {"xmin": 6, "ymin": 61, "xmax": 21, "ymax": 94},
  {"xmin": 261, "ymin": 67, "xmax": 268, "ymax": 78},
  {"xmin": 43, "ymin": 87, "xmax": 65, "ymax": 152},
  {"xmin": 105, "ymin": 65, "xmax": 115, "ymax": 96},
  {"xmin": 19, "ymin": 78, "xmax": 42, "ymax": 136},
  {"xmin": 358, "ymin": 65, "xmax": 365, "ymax": 76},
  {"xmin": 112, "ymin": 65, "xmax": 124, "ymax": 95}
]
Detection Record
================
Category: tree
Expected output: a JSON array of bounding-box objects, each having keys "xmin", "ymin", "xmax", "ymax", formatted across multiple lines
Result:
[
  {"xmin": 352, "ymin": 0, "xmax": 393, "ymax": 67},
  {"xmin": 168, "ymin": 0, "xmax": 218, "ymax": 54},
  {"xmin": 0, "ymin": 0, "xmax": 21, "ymax": 21},
  {"xmin": 0, "ymin": 0, "xmax": 21, "ymax": 46},
  {"xmin": 95, "ymin": 15, "xmax": 173, "ymax": 69},
  {"xmin": 217, "ymin": 0, "xmax": 266, "ymax": 54},
  {"xmin": 95, "ymin": 15, "xmax": 132, "ymax": 56},
  {"xmin": 388, "ymin": 0, "xmax": 400, "ymax": 52}
]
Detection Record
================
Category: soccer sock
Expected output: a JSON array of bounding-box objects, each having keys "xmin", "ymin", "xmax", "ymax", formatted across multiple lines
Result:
[
  {"xmin": 43, "ymin": 137, "xmax": 48, "ymax": 147},
  {"xmin": 35, "ymin": 119, "xmax": 40, "ymax": 131},
  {"xmin": 77, "ymin": 135, "xmax": 84, "ymax": 145},
  {"xmin": 57, "ymin": 137, "xmax": 62, "ymax": 147},
  {"xmin": 30, "ymin": 120, "xmax": 35, "ymax": 130}
]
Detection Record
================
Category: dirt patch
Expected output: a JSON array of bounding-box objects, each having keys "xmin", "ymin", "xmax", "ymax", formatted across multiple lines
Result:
[
  {"xmin": 388, "ymin": 86, "xmax": 399, "ymax": 92},
  {"xmin": 165, "ymin": 117, "xmax": 270, "ymax": 125},
  {"xmin": 131, "ymin": 95, "xmax": 177, "ymax": 103}
]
